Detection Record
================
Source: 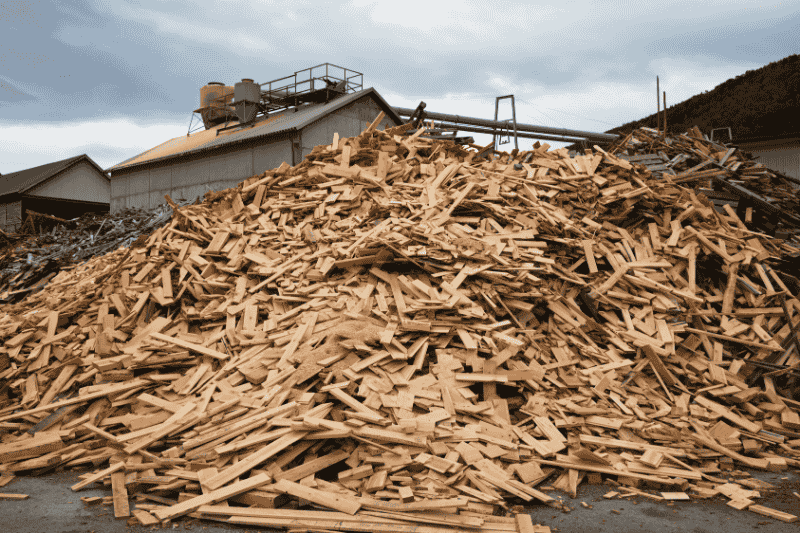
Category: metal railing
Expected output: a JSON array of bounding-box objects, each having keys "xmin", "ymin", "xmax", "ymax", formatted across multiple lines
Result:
[
  {"xmin": 260, "ymin": 63, "xmax": 363, "ymax": 103},
  {"xmin": 195, "ymin": 64, "xmax": 363, "ymax": 134}
]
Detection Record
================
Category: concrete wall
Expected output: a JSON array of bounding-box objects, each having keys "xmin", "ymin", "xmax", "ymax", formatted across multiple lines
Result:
[
  {"xmin": 0, "ymin": 200, "xmax": 22, "ymax": 233},
  {"xmin": 110, "ymin": 138, "xmax": 293, "ymax": 213},
  {"xmin": 26, "ymin": 160, "xmax": 110, "ymax": 204},
  {"xmin": 300, "ymin": 98, "xmax": 398, "ymax": 158}
]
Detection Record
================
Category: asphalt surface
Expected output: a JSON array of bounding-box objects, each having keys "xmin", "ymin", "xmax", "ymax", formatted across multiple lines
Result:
[
  {"xmin": 0, "ymin": 469, "xmax": 797, "ymax": 532},
  {"xmin": 524, "ymin": 469, "xmax": 800, "ymax": 533}
]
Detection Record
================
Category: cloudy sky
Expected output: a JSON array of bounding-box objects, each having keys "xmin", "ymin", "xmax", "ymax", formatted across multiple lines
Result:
[{"xmin": 1, "ymin": 0, "xmax": 797, "ymax": 173}]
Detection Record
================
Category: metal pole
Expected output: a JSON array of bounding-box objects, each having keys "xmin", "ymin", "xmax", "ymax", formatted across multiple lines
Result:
[
  {"xmin": 657, "ymin": 76, "xmax": 660, "ymax": 136},
  {"xmin": 663, "ymin": 91, "xmax": 667, "ymax": 138},
  {"xmin": 493, "ymin": 98, "xmax": 500, "ymax": 153},
  {"xmin": 510, "ymin": 95, "xmax": 518, "ymax": 151}
]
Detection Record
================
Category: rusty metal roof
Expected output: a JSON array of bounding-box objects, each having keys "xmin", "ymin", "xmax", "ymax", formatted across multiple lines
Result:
[{"xmin": 108, "ymin": 88, "xmax": 402, "ymax": 174}]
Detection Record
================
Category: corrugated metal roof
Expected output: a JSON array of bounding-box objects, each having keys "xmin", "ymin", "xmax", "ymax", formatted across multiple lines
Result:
[
  {"xmin": 0, "ymin": 154, "xmax": 108, "ymax": 198},
  {"xmin": 108, "ymin": 88, "xmax": 402, "ymax": 174}
]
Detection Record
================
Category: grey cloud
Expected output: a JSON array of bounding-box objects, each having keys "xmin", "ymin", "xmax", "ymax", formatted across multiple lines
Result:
[{"xmin": 0, "ymin": 0, "xmax": 796, "ymax": 171}]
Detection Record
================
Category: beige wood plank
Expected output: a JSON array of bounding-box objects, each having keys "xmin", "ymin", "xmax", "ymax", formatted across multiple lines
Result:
[
  {"xmin": 110, "ymin": 471, "xmax": 130, "ymax": 518},
  {"xmin": 152, "ymin": 472, "xmax": 271, "ymax": 521},
  {"xmin": 273, "ymin": 479, "xmax": 361, "ymax": 515}
]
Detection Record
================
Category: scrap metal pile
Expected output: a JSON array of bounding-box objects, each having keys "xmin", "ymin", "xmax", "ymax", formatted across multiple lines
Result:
[
  {"xmin": 0, "ymin": 205, "xmax": 182, "ymax": 303},
  {"xmin": 1, "ymin": 116, "xmax": 799, "ymax": 531}
]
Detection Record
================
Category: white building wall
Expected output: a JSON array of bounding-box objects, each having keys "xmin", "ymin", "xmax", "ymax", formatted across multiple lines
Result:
[
  {"xmin": 252, "ymin": 140, "xmax": 293, "ymax": 176},
  {"xmin": 149, "ymin": 165, "xmax": 173, "ymax": 210},
  {"xmin": 110, "ymin": 174, "xmax": 133, "ymax": 212},
  {"xmin": 128, "ymin": 170, "xmax": 151, "ymax": 210},
  {"xmin": 172, "ymin": 157, "xmax": 211, "ymax": 204},
  {"xmin": 300, "ymin": 99, "xmax": 396, "ymax": 158},
  {"xmin": 110, "ymin": 141, "xmax": 291, "ymax": 213},
  {"xmin": 207, "ymin": 149, "xmax": 253, "ymax": 193},
  {"xmin": 26, "ymin": 161, "xmax": 110, "ymax": 203}
]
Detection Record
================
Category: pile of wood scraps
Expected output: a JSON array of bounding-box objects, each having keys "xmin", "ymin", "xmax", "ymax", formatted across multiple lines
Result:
[
  {"xmin": 610, "ymin": 126, "xmax": 800, "ymax": 240},
  {"xmin": 0, "ymin": 202, "xmax": 190, "ymax": 303},
  {"xmin": 0, "ymin": 115, "xmax": 799, "ymax": 531}
]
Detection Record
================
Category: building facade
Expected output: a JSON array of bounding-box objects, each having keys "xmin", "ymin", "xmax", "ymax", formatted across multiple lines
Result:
[
  {"xmin": 0, "ymin": 155, "xmax": 110, "ymax": 233},
  {"xmin": 107, "ymin": 88, "xmax": 402, "ymax": 213}
]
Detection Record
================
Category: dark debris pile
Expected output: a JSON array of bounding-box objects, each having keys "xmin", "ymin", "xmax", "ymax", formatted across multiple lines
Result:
[{"xmin": 0, "ymin": 204, "xmax": 190, "ymax": 302}]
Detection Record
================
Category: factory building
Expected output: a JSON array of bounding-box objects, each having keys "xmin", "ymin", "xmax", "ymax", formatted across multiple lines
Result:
[{"xmin": 108, "ymin": 64, "xmax": 402, "ymax": 213}]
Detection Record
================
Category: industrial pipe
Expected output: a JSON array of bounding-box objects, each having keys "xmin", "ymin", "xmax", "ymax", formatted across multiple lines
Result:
[
  {"xmin": 425, "ymin": 121, "xmax": 592, "ymax": 145},
  {"xmin": 393, "ymin": 107, "xmax": 618, "ymax": 143}
]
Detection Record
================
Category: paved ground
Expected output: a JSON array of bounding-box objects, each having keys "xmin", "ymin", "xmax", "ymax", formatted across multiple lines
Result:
[
  {"xmin": 524, "ymin": 470, "xmax": 800, "ymax": 533},
  {"xmin": 0, "ymin": 469, "xmax": 797, "ymax": 532}
]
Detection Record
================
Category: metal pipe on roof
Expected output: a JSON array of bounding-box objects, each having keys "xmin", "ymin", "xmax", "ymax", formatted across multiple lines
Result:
[
  {"xmin": 392, "ymin": 107, "xmax": 618, "ymax": 143},
  {"xmin": 424, "ymin": 122, "xmax": 591, "ymax": 144}
]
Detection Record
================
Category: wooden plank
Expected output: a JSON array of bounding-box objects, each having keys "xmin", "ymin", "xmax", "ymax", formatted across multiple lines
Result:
[
  {"xmin": 694, "ymin": 396, "xmax": 761, "ymax": 434},
  {"xmin": 273, "ymin": 479, "xmax": 361, "ymax": 515},
  {"xmin": 782, "ymin": 408, "xmax": 800, "ymax": 430},
  {"xmin": 682, "ymin": 328, "xmax": 781, "ymax": 351},
  {"xmin": 355, "ymin": 427, "xmax": 428, "ymax": 448},
  {"xmin": 131, "ymin": 509, "xmax": 160, "ymax": 526},
  {"xmin": 660, "ymin": 492, "xmax": 690, "ymax": 501},
  {"xmin": 377, "ymin": 151, "xmax": 391, "ymax": 180},
  {"xmin": 361, "ymin": 496, "xmax": 471, "ymax": 512},
  {"xmin": 71, "ymin": 461, "xmax": 125, "ymax": 492},
  {"xmin": 531, "ymin": 458, "xmax": 674, "ymax": 484},
  {"xmin": 640, "ymin": 449, "xmax": 664, "ymax": 469},
  {"xmin": 273, "ymin": 449, "xmax": 350, "ymax": 482},
  {"xmin": 534, "ymin": 417, "xmax": 566, "ymax": 442},
  {"xmin": 579, "ymin": 435, "xmax": 687, "ymax": 457},
  {"xmin": 201, "ymin": 506, "xmax": 517, "ymax": 533},
  {"xmin": 359, "ymin": 509, "xmax": 483, "ymax": 528},
  {"xmin": 204, "ymin": 431, "xmax": 307, "ymax": 490},
  {"xmin": 328, "ymin": 387, "xmax": 384, "ymax": 418},
  {"xmin": 0, "ymin": 431, "xmax": 64, "ymax": 462},
  {"xmin": 643, "ymin": 345, "xmax": 677, "ymax": 387},
  {"xmin": 0, "ymin": 380, "xmax": 148, "ymax": 423},
  {"xmin": 37, "ymin": 364, "xmax": 77, "ymax": 408},
  {"xmin": 152, "ymin": 472, "xmax": 271, "ymax": 521},
  {"xmin": 150, "ymin": 332, "xmax": 229, "ymax": 360},
  {"xmin": 691, "ymin": 433, "xmax": 769, "ymax": 470},
  {"xmin": 398, "ymin": 486, "xmax": 414, "ymax": 503},
  {"xmin": 748, "ymin": 505, "xmax": 797, "ymax": 523},
  {"xmin": 122, "ymin": 402, "xmax": 199, "ymax": 455},
  {"xmin": 0, "ymin": 493, "xmax": 29, "ymax": 500},
  {"xmin": 582, "ymin": 240, "xmax": 598, "ymax": 274},
  {"xmin": 110, "ymin": 471, "xmax": 130, "ymax": 518}
]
